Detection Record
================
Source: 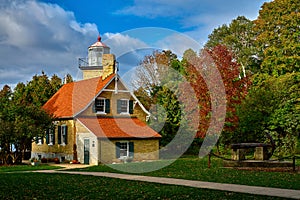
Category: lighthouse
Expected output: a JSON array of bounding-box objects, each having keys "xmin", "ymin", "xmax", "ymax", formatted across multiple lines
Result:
[{"xmin": 79, "ymin": 35, "xmax": 116, "ymax": 80}]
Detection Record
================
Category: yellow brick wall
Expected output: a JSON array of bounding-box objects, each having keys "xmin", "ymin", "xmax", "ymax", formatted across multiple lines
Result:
[
  {"xmin": 82, "ymin": 69, "xmax": 103, "ymax": 80},
  {"xmin": 81, "ymin": 53, "xmax": 115, "ymax": 80},
  {"xmin": 102, "ymin": 54, "xmax": 115, "ymax": 80},
  {"xmin": 32, "ymin": 120, "xmax": 75, "ymax": 157},
  {"xmin": 99, "ymin": 139, "xmax": 159, "ymax": 164}
]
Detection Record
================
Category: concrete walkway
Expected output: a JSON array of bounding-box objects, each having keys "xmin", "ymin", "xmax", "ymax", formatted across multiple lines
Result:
[
  {"xmin": 47, "ymin": 163, "xmax": 92, "ymax": 170},
  {"xmin": 34, "ymin": 169, "xmax": 300, "ymax": 199}
]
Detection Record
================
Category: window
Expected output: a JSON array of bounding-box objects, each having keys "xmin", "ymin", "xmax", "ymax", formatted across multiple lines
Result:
[
  {"xmin": 58, "ymin": 125, "xmax": 68, "ymax": 145},
  {"xmin": 117, "ymin": 99, "xmax": 134, "ymax": 114},
  {"xmin": 116, "ymin": 142, "xmax": 134, "ymax": 158},
  {"xmin": 119, "ymin": 142, "xmax": 128, "ymax": 158},
  {"xmin": 120, "ymin": 100, "xmax": 128, "ymax": 113},
  {"xmin": 46, "ymin": 127, "xmax": 55, "ymax": 145},
  {"xmin": 94, "ymin": 98, "xmax": 110, "ymax": 113},
  {"xmin": 95, "ymin": 98, "xmax": 105, "ymax": 112},
  {"xmin": 35, "ymin": 137, "xmax": 43, "ymax": 145}
]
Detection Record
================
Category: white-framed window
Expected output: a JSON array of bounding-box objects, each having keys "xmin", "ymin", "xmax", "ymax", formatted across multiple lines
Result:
[
  {"xmin": 49, "ymin": 131, "xmax": 54, "ymax": 145},
  {"xmin": 95, "ymin": 98, "xmax": 110, "ymax": 114},
  {"xmin": 117, "ymin": 99, "xmax": 132, "ymax": 114},
  {"xmin": 120, "ymin": 99, "xmax": 129, "ymax": 114},
  {"xmin": 95, "ymin": 98, "xmax": 105, "ymax": 113},
  {"xmin": 46, "ymin": 127, "xmax": 55, "ymax": 145},
  {"xmin": 36, "ymin": 137, "xmax": 43, "ymax": 145},
  {"xmin": 116, "ymin": 141, "xmax": 134, "ymax": 158},
  {"xmin": 58, "ymin": 125, "xmax": 68, "ymax": 145},
  {"xmin": 119, "ymin": 142, "xmax": 129, "ymax": 158}
]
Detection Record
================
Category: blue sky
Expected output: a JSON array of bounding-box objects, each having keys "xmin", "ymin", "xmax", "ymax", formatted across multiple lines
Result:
[{"xmin": 0, "ymin": 0, "xmax": 270, "ymax": 87}]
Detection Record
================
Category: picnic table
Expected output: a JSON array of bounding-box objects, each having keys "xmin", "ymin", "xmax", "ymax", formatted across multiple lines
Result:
[{"xmin": 230, "ymin": 143, "xmax": 272, "ymax": 161}]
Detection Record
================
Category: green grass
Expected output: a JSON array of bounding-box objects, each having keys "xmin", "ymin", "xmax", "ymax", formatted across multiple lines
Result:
[
  {"xmin": 0, "ymin": 173, "xmax": 286, "ymax": 200},
  {"xmin": 0, "ymin": 164, "xmax": 61, "ymax": 172},
  {"xmin": 73, "ymin": 156, "xmax": 300, "ymax": 190}
]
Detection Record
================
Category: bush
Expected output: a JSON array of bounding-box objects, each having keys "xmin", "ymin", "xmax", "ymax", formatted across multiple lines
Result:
[
  {"xmin": 53, "ymin": 158, "xmax": 60, "ymax": 164},
  {"xmin": 41, "ymin": 157, "xmax": 47, "ymax": 163}
]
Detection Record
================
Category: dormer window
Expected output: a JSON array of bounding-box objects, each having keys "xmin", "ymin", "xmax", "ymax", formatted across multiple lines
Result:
[
  {"xmin": 95, "ymin": 98, "xmax": 105, "ymax": 113},
  {"xmin": 117, "ymin": 99, "xmax": 134, "ymax": 114},
  {"xmin": 95, "ymin": 98, "xmax": 110, "ymax": 114},
  {"xmin": 120, "ymin": 99, "xmax": 128, "ymax": 113}
]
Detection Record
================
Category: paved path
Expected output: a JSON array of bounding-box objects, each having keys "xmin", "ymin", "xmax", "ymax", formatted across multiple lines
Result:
[{"xmin": 34, "ymin": 169, "xmax": 300, "ymax": 199}]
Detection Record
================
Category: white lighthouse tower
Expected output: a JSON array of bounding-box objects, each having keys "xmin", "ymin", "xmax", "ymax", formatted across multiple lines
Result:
[{"xmin": 79, "ymin": 35, "xmax": 115, "ymax": 80}]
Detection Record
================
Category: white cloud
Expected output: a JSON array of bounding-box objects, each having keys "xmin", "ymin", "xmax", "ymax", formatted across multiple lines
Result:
[
  {"xmin": 155, "ymin": 33, "xmax": 201, "ymax": 57},
  {"xmin": 0, "ymin": 0, "xmax": 99, "ymax": 86},
  {"xmin": 103, "ymin": 32, "xmax": 149, "ymax": 58},
  {"xmin": 116, "ymin": 0, "xmax": 268, "ymax": 43}
]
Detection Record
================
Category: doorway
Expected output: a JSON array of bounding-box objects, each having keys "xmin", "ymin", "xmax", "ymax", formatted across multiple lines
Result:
[{"xmin": 84, "ymin": 139, "xmax": 90, "ymax": 165}]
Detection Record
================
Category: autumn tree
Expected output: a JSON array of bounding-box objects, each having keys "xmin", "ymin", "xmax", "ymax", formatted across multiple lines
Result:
[{"xmin": 183, "ymin": 45, "xmax": 250, "ymax": 149}]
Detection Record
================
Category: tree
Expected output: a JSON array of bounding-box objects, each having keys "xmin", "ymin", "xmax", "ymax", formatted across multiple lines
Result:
[
  {"xmin": 133, "ymin": 50, "xmax": 195, "ymax": 150},
  {"xmin": 183, "ymin": 45, "xmax": 250, "ymax": 145},
  {"xmin": 254, "ymin": 0, "xmax": 300, "ymax": 76},
  {"xmin": 237, "ymin": 73, "xmax": 300, "ymax": 156},
  {"xmin": 13, "ymin": 72, "xmax": 62, "ymax": 107},
  {"xmin": 0, "ymin": 85, "xmax": 53, "ymax": 164},
  {"xmin": 205, "ymin": 16, "xmax": 258, "ymax": 74},
  {"xmin": 0, "ymin": 72, "xmax": 62, "ymax": 164}
]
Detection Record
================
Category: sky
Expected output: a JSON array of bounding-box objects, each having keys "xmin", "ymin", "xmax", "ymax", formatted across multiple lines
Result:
[{"xmin": 0, "ymin": 0, "xmax": 270, "ymax": 88}]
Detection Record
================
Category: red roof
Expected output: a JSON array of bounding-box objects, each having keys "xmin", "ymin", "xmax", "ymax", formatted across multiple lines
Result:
[
  {"xmin": 43, "ymin": 74, "xmax": 115, "ymax": 118},
  {"xmin": 89, "ymin": 35, "xmax": 108, "ymax": 48},
  {"xmin": 78, "ymin": 117, "xmax": 161, "ymax": 139}
]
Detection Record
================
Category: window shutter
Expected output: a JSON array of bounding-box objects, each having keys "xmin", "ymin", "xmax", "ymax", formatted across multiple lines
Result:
[
  {"xmin": 129, "ymin": 100, "xmax": 134, "ymax": 114},
  {"xmin": 41, "ymin": 137, "xmax": 44, "ymax": 144},
  {"xmin": 92, "ymin": 101, "xmax": 96, "ymax": 113},
  {"xmin": 117, "ymin": 100, "xmax": 121, "ymax": 114},
  {"xmin": 105, "ymin": 99, "xmax": 110, "ymax": 113},
  {"xmin": 35, "ymin": 137, "xmax": 38, "ymax": 144},
  {"xmin": 58, "ymin": 126, "xmax": 61, "ymax": 144},
  {"xmin": 129, "ymin": 142, "xmax": 134, "ymax": 157},
  {"xmin": 116, "ymin": 142, "xmax": 121, "ymax": 158},
  {"xmin": 53, "ymin": 128, "xmax": 56, "ymax": 145},
  {"xmin": 64, "ymin": 126, "xmax": 68, "ymax": 145},
  {"xmin": 46, "ymin": 129, "xmax": 49, "ymax": 144}
]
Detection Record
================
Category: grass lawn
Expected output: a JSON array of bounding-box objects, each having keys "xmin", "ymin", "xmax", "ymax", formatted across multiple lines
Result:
[
  {"xmin": 0, "ymin": 173, "xmax": 286, "ymax": 200},
  {"xmin": 72, "ymin": 156, "xmax": 300, "ymax": 190},
  {"xmin": 0, "ymin": 164, "xmax": 61, "ymax": 172}
]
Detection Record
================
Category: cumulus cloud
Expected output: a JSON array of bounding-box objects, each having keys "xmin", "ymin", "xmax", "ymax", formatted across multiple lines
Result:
[
  {"xmin": 103, "ymin": 32, "xmax": 148, "ymax": 58},
  {"xmin": 0, "ymin": 0, "xmax": 99, "ymax": 86}
]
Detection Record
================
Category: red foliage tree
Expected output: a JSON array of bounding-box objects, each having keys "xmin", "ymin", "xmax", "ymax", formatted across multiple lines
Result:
[{"xmin": 183, "ymin": 45, "xmax": 250, "ymax": 138}]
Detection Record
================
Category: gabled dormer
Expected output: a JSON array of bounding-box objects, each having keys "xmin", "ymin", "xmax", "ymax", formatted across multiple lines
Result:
[{"xmin": 85, "ymin": 75, "xmax": 149, "ymax": 121}]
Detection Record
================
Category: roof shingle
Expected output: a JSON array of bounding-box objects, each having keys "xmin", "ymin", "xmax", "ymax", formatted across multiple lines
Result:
[
  {"xmin": 78, "ymin": 117, "xmax": 161, "ymax": 139},
  {"xmin": 43, "ymin": 74, "xmax": 115, "ymax": 118}
]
